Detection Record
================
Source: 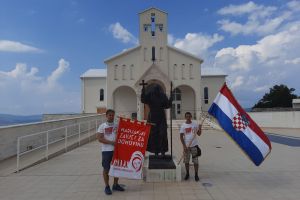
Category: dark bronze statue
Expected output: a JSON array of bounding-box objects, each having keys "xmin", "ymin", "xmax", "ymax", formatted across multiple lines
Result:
[{"xmin": 141, "ymin": 82, "xmax": 172, "ymax": 156}]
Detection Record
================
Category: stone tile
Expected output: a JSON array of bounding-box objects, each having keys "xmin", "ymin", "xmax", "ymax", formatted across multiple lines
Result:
[{"xmin": 1, "ymin": 129, "xmax": 300, "ymax": 200}]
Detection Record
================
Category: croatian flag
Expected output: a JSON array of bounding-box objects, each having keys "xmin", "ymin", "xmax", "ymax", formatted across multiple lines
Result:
[{"xmin": 208, "ymin": 83, "xmax": 271, "ymax": 166}]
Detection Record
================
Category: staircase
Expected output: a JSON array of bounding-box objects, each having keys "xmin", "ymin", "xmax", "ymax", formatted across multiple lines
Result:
[{"xmin": 168, "ymin": 117, "xmax": 221, "ymax": 130}]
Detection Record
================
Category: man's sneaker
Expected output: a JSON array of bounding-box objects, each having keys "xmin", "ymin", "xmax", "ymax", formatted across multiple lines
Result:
[
  {"xmin": 104, "ymin": 186, "xmax": 112, "ymax": 195},
  {"xmin": 184, "ymin": 174, "xmax": 190, "ymax": 180},
  {"xmin": 195, "ymin": 175, "xmax": 200, "ymax": 182},
  {"xmin": 112, "ymin": 184, "xmax": 125, "ymax": 191}
]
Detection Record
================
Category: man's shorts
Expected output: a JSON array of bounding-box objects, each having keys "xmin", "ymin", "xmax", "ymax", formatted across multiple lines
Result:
[
  {"xmin": 183, "ymin": 146, "xmax": 199, "ymax": 164},
  {"xmin": 102, "ymin": 151, "xmax": 114, "ymax": 171}
]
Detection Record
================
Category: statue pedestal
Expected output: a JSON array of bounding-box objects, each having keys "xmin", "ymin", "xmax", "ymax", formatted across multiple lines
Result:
[{"xmin": 143, "ymin": 155, "xmax": 181, "ymax": 182}]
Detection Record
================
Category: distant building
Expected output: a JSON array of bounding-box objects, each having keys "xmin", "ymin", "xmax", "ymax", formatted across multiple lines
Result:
[
  {"xmin": 292, "ymin": 99, "xmax": 300, "ymax": 109},
  {"xmin": 80, "ymin": 7, "xmax": 227, "ymax": 120}
]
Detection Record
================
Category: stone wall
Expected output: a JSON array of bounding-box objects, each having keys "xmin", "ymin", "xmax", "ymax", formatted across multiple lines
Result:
[
  {"xmin": 42, "ymin": 113, "xmax": 96, "ymax": 121},
  {"xmin": 249, "ymin": 111, "xmax": 300, "ymax": 128}
]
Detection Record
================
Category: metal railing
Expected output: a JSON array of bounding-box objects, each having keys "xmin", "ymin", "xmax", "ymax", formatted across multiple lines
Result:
[{"xmin": 16, "ymin": 118, "xmax": 105, "ymax": 172}]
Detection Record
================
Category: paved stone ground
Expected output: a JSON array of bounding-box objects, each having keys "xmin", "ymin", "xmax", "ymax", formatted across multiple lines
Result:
[{"xmin": 0, "ymin": 128, "xmax": 300, "ymax": 200}]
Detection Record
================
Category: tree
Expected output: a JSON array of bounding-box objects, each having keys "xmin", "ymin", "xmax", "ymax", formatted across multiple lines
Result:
[{"xmin": 253, "ymin": 84, "xmax": 298, "ymax": 108}]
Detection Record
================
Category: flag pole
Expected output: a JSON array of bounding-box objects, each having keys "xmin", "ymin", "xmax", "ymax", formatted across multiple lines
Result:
[{"xmin": 170, "ymin": 81, "xmax": 173, "ymax": 158}]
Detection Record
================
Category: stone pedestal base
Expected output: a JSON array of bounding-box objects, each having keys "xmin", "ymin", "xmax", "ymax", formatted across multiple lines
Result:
[{"xmin": 143, "ymin": 156, "xmax": 181, "ymax": 182}]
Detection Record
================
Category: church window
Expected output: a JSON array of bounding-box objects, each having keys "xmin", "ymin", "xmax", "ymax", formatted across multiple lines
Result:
[
  {"xmin": 100, "ymin": 89, "xmax": 104, "ymax": 101},
  {"xmin": 122, "ymin": 65, "xmax": 126, "ymax": 80},
  {"xmin": 177, "ymin": 104, "xmax": 181, "ymax": 114},
  {"xmin": 114, "ymin": 65, "xmax": 118, "ymax": 80},
  {"xmin": 204, "ymin": 87, "xmax": 209, "ymax": 104},
  {"xmin": 159, "ymin": 24, "xmax": 163, "ymax": 31},
  {"xmin": 189, "ymin": 64, "xmax": 194, "ymax": 79},
  {"xmin": 181, "ymin": 64, "xmax": 185, "ymax": 79},
  {"xmin": 152, "ymin": 46, "xmax": 155, "ymax": 61},
  {"xmin": 130, "ymin": 64, "xmax": 134, "ymax": 80},
  {"xmin": 151, "ymin": 13, "xmax": 155, "ymax": 36},
  {"xmin": 172, "ymin": 88, "xmax": 181, "ymax": 101},
  {"xmin": 173, "ymin": 64, "xmax": 178, "ymax": 80},
  {"xmin": 144, "ymin": 24, "xmax": 148, "ymax": 32}
]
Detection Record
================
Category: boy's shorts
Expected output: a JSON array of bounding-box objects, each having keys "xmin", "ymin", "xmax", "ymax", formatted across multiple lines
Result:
[
  {"xmin": 183, "ymin": 146, "xmax": 199, "ymax": 164},
  {"xmin": 102, "ymin": 151, "xmax": 114, "ymax": 171}
]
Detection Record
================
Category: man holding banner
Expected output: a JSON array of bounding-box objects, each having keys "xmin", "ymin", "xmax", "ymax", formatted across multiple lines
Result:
[
  {"xmin": 108, "ymin": 116, "xmax": 151, "ymax": 180},
  {"xmin": 97, "ymin": 109, "xmax": 125, "ymax": 195}
]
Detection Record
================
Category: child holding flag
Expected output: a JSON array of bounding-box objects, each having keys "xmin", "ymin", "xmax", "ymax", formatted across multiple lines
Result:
[{"xmin": 180, "ymin": 112, "xmax": 202, "ymax": 181}]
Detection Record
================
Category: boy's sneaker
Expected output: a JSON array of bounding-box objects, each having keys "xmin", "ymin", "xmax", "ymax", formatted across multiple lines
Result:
[
  {"xmin": 195, "ymin": 175, "xmax": 200, "ymax": 182},
  {"xmin": 184, "ymin": 174, "xmax": 190, "ymax": 180},
  {"xmin": 104, "ymin": 186, "xmax": 112, "ymax": 195},
  {"xmin": 113, "ymin": 184, "xmax": 125, "ymax": 191}
]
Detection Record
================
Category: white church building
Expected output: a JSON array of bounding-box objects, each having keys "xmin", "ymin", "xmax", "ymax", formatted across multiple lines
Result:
[{"xmin": 80, "ymin": 7, "xmax": 226, "ymax": 120}]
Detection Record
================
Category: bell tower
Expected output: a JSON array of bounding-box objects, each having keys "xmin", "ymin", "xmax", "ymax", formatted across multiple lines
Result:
[{"xmin": 139, "ymin": 8, "xmax": 168, "ymax": 63}]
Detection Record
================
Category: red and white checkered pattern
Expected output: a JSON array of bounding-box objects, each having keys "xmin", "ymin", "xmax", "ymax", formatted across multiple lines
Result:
[{"xmin": 232, "ymin": 113, "xmax": 247, "ymax": 131}]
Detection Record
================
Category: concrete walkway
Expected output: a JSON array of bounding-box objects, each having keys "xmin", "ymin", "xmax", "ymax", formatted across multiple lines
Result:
[{"xmin": 0, "ymin": 128, "xmax": 300, "ymax": 200}]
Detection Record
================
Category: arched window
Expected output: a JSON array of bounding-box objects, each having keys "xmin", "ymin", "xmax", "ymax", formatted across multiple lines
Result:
[
  {"xmin": 100, "ymin": 89, "xmax": 104, "ymax": 101},
  {"xmin": 204, "ymin": 87, "xmax": 209, "ymax": 104},
  {"xmin": 172, "ymin": 88, "xmax": 181, "ymax": 101},
  {"xmin": 189, "ymin": 64, "xmax": 193, "ymax": 79},
  {"xmin": 152, "ymin": 46, "xmax": 155, "ymax": 61},
  {"xmin": 144, "ymin": 24, "xmax": 148, "ymax": 32},
  {"xmin": 181, "ymin": 64, "xmax": 185, "ymax": 79},
  {"xmin": 173, "ymin": 64, "xmax": 177, "ymax": 80},
  {"xmin": 130, "ymin": 64, "xmax": 134, "ymax": 80},
  {"xmin": 122, "ymin": 65, "xmax": 126, "ymax": 80},
  {"xmin": 114, "ymin": 65, "xmax": 118, "ymax": 80},
  {"xmin": 172, "ymin": 88, "xmax": 181, "ymax": 115}
]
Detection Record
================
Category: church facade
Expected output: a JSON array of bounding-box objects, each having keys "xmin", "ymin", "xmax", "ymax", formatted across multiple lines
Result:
[{"xmin": 81, "ymin": 8, "xmax": 226, "ymax": 120}]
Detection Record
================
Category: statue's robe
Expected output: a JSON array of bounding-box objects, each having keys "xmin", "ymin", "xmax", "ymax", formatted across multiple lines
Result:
[{"xmin": 141, "ymin": 85, "xmax": 171, "ymax": 154}]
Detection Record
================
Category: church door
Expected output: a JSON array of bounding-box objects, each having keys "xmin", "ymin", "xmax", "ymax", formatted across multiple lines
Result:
[{"xmin": 172, "ymin": 88, "xmax": 182, "ymax": 119}]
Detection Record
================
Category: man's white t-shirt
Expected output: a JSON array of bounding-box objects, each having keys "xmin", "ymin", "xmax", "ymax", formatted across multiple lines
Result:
[
  {"xmin": 180, "ymin": 121, "xmax": 199, "ymax": 147},
  {"xmin": 97, "ymin": 122, "xmax": 117, "ymax": 152}
]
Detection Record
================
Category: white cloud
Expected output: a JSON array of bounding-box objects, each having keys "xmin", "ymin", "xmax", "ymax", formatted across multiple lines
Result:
[
  {"xmin": 218, "ymin": 12, "xmax": 290, "ymax": 36},
  {"xmin": 217, "ymin": 1, "xmax": 276, "ymax": 16},
  {"xmin": 217, "ymin": 1, "xmax": 295, "ymax": 36},
  {"xmin": 216, "ymin": 21, "xmax": 300, "ymax": 70},
  {"xmin": 0, "ymin": 40, "xmax": 42, "ymax": 53},
  {"xmin": 109, "ymin": 22, "xmax": 138, "ymax": 44},
  {"xmin": 47, "ymin": 59, "xmax": 70, "ymax": 87},
  {"xmin": 287, "ymin": 0, "xmax": 300, "ymax": 12},
  {"xmin": 254, "ymin": 85, "xmax": 270, "ymax": 92},
  {"xmin": 231, "ymin": 76, "xmax": 244, "ymax": 89},
  {"xmin": 285, "ymin": 57, "xmax": 300, "ymax": 64},
  {"xmin": 172, "ymin": 33, "xmax": 223, "ymax": 57},
  {"xmin": 0, "ymin": 59, "xmax": 79, "ymax": 115},
  {"xmin": 214, "ymin": 20, "xmax": 300, "ymax": 107}
]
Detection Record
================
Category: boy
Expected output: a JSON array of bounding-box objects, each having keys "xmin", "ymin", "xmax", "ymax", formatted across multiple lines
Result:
[
  {"xmin": 179, "ymin": 112, "xmax": 202, "ymax": 181},
  {"xmin": 97, "ymin": 109, "xmax": 125, "ymax": 195}
]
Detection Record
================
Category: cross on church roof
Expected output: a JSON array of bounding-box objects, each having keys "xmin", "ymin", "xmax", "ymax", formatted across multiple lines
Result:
[{"xmin": 139, "ymin": 80, "xmax": 148, "ymax": 88}]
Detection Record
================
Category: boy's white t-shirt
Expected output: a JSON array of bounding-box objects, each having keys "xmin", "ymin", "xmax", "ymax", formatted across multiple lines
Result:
[
  {"xmin": 97, "ymin": 122, "xmax": 117, "ymax": 152},
  {"xmin": 179, "ymin": 121, "xmax": 199, "ymax": 147}
]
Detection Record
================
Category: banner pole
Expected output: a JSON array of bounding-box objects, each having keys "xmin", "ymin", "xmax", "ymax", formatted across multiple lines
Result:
[{"xmin": 170, "ymin": 81, "xmax": 173, "ymax": 158}]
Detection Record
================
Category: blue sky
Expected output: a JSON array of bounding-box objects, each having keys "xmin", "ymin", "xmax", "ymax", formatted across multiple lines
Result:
[{"xmin": 1, "ymin": 0, "xmax": 300, "ymax": 115}]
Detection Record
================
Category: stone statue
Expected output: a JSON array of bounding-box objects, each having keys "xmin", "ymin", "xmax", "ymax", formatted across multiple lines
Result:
[{"xmin": 141, "ymin": 82, "xmax": 172, "ymax": 156}]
